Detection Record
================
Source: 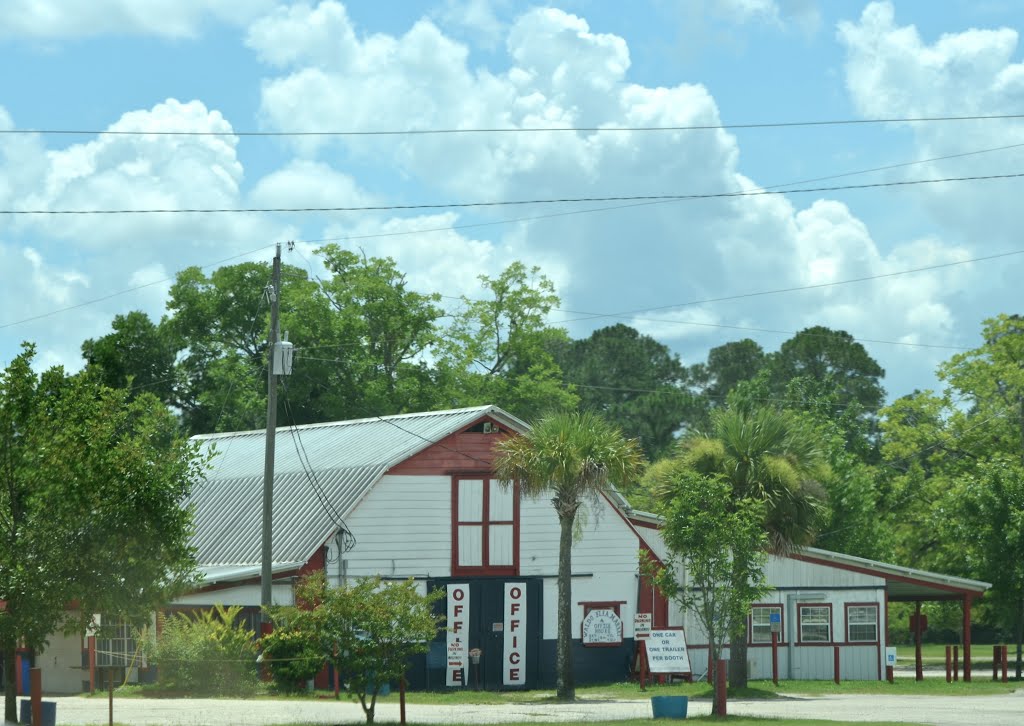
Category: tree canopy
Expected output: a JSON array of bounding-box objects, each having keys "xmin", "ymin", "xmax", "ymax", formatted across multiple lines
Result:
[{"xmin": 0, "ymin": 344, "xmax": 204, "ymax": 722}]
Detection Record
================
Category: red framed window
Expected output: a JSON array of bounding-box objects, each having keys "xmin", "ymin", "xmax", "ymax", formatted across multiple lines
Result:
[
  {"xmin": 452, "ymin": 476, "xmax": 519, "ymax": 575},
  {"xmin": 845, "ymin": 603, "xmax": 879, "ymax": 643},
  {"xmin": 750, "ymin": 604, "xmax": 783, "ymax": 645},
  {"xmin": 797, "ymin": 603, "xmax": 832, "ymax": 644}
]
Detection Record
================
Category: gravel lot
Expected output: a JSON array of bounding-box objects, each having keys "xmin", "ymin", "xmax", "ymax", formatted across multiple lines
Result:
[{"xmin": 7, "ymin": 690, "xmax": 1022, "ymax": 726}]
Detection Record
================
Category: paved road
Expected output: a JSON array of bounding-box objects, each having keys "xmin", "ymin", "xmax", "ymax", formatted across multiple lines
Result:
[{"xmin": 10, "ymin": 691, "xmax": 1023, "ymax": 726}]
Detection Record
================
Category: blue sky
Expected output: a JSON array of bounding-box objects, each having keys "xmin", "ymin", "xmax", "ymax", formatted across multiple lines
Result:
[{"xmin": 2, "ymin": 0, "xmax": 1024, "ymax": 404}]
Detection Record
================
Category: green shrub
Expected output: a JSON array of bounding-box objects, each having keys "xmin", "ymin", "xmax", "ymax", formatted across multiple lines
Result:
[
  {"xmin": 261, "ymin": 615, "xmax": 325, "ymax": 693},
  {"xmin": 149, "ymin": 603, "xmax": 259, "ymax": 695}
]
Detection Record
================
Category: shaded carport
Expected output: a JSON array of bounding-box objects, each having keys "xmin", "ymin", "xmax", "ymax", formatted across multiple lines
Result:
[{"xmin": 794, "ymin": 548, "xmax": 991, "ymax": 681}]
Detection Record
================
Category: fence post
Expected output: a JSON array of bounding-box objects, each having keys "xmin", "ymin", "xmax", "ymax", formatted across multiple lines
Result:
[
  {"xmin": 953, "ymin": 646, "xmax": 959, "ymax": 682},
  {"xmin": 715, "ymin": 659, "xmax": 728, "ymax": 717},
  {"xmin": 771, "ymin": 632, "xmax": 779, "ymax": 686},
  {"xmin": 945, "ymin": 646, "xmax": 952, "ymax": 683},
  {"xmin": 30, "ymin": 667, "xmax": 42, "ymax": 726},
  {"xmin": 1002, "ymin": 645, "xmax": 1009, "ymax": 683},
  {"xmin": 833, "ymin": 645, "xmax": 840, "ymax": 684}
]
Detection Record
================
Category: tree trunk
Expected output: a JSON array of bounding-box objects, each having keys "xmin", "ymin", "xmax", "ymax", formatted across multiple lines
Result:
[
  {"xmin": 3, "ymin": 641, "xmax": 16, "ymax": 724},
  {"xmin": 729, "ymin": 622, "xmax": 749, "ymax": 689},
  {"xmin": 556, "ymin": 513, "xmax": 576, "ymax": 702},
  {"xmin": 728, "ymin": 569, "xmax": 749, "ymax": 689}
]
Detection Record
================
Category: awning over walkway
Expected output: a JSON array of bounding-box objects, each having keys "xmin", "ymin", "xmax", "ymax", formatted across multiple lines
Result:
[{"xmin": 793, "ymin": 547, "xmax": 991, "ymax": 602}]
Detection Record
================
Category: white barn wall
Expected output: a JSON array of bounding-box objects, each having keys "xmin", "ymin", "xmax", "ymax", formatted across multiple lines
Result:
[
  {"xmin": 172, "ymin": 583, "xmax": 294, "ymax": 607},
  {"xmin": 342, "ymin": 475, "xmax": 452, "ymax": 579},
  {"xmin": 520, "ymin": 495, "xmax": 640, "ymax": 640}
]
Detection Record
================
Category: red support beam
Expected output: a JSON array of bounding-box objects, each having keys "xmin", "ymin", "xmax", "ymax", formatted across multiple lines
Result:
[
  {"xmin": 88, "ymin": 635, "xmax": 96, "ymax": 695},
  {"xmin": 771, "ymin": 632, "xmax": 779, "ymax": 686},
  {"xmin": 30, "ymin": 667, "xmax": 42, "ymax": 726},
  {"xmin": 914, "ymin": 601, "xmax": 923, "ymax": 681},
  {"xmin": 833, "ymin": 645, "xmax": 841, "ymax": 685},
  {"xmin": 963, "ymin": 595, "xmax": 973, "ymax": 682}
]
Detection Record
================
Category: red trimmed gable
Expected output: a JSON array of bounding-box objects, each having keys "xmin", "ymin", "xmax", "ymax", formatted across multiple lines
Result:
[{"xmin": 387, "ymin": 416, "xmax": 513, "ymax": 475}]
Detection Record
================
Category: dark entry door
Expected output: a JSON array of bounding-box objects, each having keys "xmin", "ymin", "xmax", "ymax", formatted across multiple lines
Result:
[{"xmin": 428, "ymin": 577, "xmax": 542, "ymax": 690}]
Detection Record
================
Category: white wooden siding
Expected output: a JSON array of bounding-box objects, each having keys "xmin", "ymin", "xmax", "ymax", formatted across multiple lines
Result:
[
  {"xmin": 520, "ymin": 495, "xmax": 641, "ymax": 640},
  {"xmin": 343, "ymin": 474, "xmax": 452, "ymax": 578},
  {"xmin": 172, "ymin": 583, "xmax": 294, "ymax": 607}
]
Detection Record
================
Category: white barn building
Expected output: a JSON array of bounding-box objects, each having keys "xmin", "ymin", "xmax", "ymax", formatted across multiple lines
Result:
[{"xmin": 8, "ymin": 405, "xmax": 990, "ymax": 693}]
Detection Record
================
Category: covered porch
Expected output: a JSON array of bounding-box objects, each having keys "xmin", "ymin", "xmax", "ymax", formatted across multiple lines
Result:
[{"xmin": 795, "ymin": 547, "xmax": 991, "ymax": 681}]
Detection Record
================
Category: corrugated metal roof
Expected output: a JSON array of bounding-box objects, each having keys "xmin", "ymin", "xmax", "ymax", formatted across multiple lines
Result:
[{"xmin": 188, "ymin": 405, "xmax": 526, "ymax": 568}]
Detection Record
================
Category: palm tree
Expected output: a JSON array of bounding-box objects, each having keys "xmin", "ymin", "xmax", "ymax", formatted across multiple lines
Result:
[
  {"xmin": 664, "ymin": 407, "xmax": 828, "ymax": 688},
  {"xmin": 494, "ymin": 411, "xmax": 645, "ymax": 701}
]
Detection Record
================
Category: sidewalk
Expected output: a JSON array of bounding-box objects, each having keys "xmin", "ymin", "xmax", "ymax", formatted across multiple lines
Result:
[{"xmin": 9, "ymin": 690, "xmax": 1024, "ymax": 726}]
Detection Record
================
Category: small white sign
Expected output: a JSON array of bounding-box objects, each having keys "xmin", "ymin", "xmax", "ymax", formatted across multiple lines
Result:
[
  {"xmin": 446, "ymin": 584, "xmax": 469, "ymax": 687},
  {"xmin": 885, "ymin": 647, "xmax": 897, "ymax": 667},
  {"xmin": 582, "ymin": 609, "xmax": 623, "ymax": 645},
  {"xmin": 634, "ymin": 613, "xmax": 653, "ymax": 639},
  {"xmin": 646, "ymin": 630, "xmax": 691, "ymax": 674}
]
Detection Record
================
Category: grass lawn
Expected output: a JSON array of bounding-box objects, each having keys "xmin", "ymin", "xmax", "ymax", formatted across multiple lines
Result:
[
  {"xmin": 99, "ymin": 675, "xmax": 1020, "ymax": 702},
  {"xmin": 894, "ymin": 642, "xmax": 1021, "ymax": 670}
]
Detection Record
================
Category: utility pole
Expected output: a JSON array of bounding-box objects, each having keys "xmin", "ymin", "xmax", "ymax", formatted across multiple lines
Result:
[{"xmin": 261, "ymin": 244, "xmax": 282, "ymax": 626}]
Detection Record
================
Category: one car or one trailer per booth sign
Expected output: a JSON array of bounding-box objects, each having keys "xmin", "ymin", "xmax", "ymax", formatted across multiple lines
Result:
[
  {"xmin": 582, "ymin": 609, "xmax": 623, "ymax": 645},
  {"xmin": 503, "ymin": 583, "xmax": 526, "ymax": 685},
  {"xmin": 646, "ymin": 630, "xmax": 691, "ymax": 674},
  {"xmin": 446, "ymin": 584, "xmax": 469, "ymax": 686}
]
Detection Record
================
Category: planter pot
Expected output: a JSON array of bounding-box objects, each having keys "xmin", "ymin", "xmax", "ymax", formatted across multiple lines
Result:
[
  {"xmin": 19, "ymin": 699, "xmax": 56, "ymax": 726},
  {"xmin": 651, "ymin": 694, "xmax": 688, "ymax": 719}
]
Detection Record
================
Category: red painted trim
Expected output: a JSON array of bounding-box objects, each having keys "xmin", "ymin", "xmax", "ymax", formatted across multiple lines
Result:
[
  {"xmin": 843, "ymin": 602, "xmax": 880, "ymax": 644},
  {"xmin": 451, "ymin": 476, "xmax": 519, "ymax": 576},
  {"xmin": 629, "ymin": 517, "xmax": 661, "ymax": 530},
  {"xmin": 963, "ymin": 594, "xmax": 973, "ymax": 682},
  {"xmin": 749, "ymin": 603, "xmax": 784, "ymax": 645},
  {"xmin": 796, "ymin": 602, "xmax": 833, "ymax": 645},
  {"xmin": 789, "ymin": 552, "xmax": 986, "ymax": 596},
  {"xmin": 883, "ymin": 589, "xmax": 889, "ymax": 681}
]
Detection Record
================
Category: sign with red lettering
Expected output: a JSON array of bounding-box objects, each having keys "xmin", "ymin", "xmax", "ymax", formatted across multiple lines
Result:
[
  {"xmin": 503, "ymin": 582, "xmax": 526, "ymax": 686},
  {"xmin": 446, "ymin": 584, "xmax": 469, "ymax": 687}
]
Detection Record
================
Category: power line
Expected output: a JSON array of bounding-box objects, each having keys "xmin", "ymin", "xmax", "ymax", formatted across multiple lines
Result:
[
  {"xmin": 2, "ymin": 171, "xmax": 1022, "ymax": 215},
  {"xmin": 301, "ymin": 140, "xmax": 1024, "ymax": 245},
  {"xmin": 280, "ymin": 381, "xmax": 356, "ymax": 550},
  {"xmin": 0, "ymin": 243, "xmax": 275, "ymax": 330},
  {"xmin": 5, "ymin": 112, "xmax": 1024, "ymax": 138},
  {"xmin": 552, "ymin": 250, "xmax": 1024, "ymax": 325},
  {"xmin": 4, "ymin": 139, "xmax": 1020, "ymax": 331}
]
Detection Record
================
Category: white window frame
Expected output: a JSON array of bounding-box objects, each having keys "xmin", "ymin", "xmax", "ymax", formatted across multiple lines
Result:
[
  {"xmin": 846, "ymin": 604, "xmax": 879, "ymax": 643},
  {"xmin": 750, "ymin": 605, "xmax": 782, "ymax": 644},
  {"xmin": 799, "ymin": 605, "xmax": 832, "ymax": 644}
]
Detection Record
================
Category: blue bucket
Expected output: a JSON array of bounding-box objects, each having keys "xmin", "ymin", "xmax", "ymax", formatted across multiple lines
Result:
[{"xmin": 651, "ymin": 695, "xmax": 688, "ymax": 719}]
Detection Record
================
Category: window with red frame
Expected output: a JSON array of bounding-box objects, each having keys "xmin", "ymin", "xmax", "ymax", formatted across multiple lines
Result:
[
  {"xmin": 453, "ymin": 476, "xmax": 518, "ymax": 575},
  {"xmin": 750, "ymin": 605, "xmax": 783, "ymax": 644},
  {"xmin": 846, "ymin": 604, "xmax": 879, "ymax": 643}
]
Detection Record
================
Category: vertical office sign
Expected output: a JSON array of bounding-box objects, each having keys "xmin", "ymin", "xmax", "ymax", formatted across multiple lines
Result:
[{"xmin": 503, "ymin": 582, "xmax": 527, "ymax": 685}]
